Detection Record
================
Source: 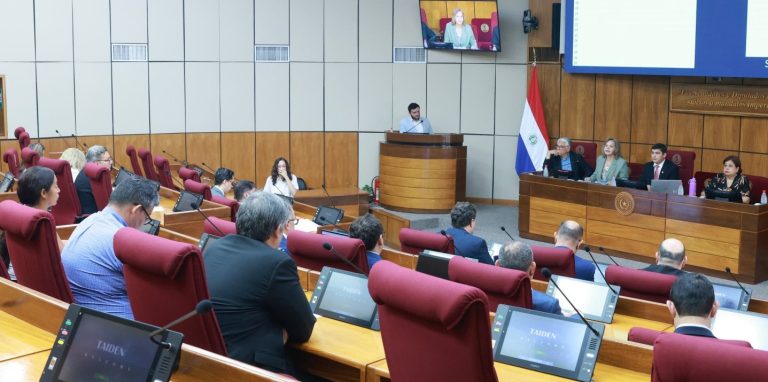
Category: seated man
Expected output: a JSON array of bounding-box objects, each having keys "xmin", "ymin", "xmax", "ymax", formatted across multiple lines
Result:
[
  {"xmin": 554, "ymin": 220, "xmax": 595, "ymax": 281},
  {"xmin": 349, "ymin": 213, "xmax": 384, "ymax": 269},
  {"xmin": 641, "ymin": 238, "xmax": 686, "ymax": 277},
  {"xmin": 445, "ymin": 202, "xmax": 493, "ymax": 265},
  {"xmin": 496, "ymin": 241, "xmax": 562, "ymax": 315},
  {"xmin": 544, "ymin": 137, "xmax": 593, "ymax": 180},
  {"xmin": 667, "ymin": 273, "xmax": 718, "ymax": 338},
  {"xmin": 212, "ymin": 167, "xmax": 235, "ymax": 198},
  {"xmin": 639, "ymin": 143, "xmax": 680, "ymax": 190},
  {"xmin": 62, "ymin": 177, "xmax": 160, "ymax": 319},
  {"xmin": 234, "ymin": 180, "xmax": 256, "ymax": 203},
  {"xmin": 75, "ymin": 145, "xmax": 113, "ymax": 215},
  {"xmin": 204, "ymin": 191, "xmax": 315, "ymax": 376}
]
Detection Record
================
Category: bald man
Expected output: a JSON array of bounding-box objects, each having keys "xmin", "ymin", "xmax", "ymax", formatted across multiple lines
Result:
[
  {"xmin": 641, "ymin": 238, "xmax": 687, "ymax": 277},
  {"xmin": 552, "ymin": 220, "xmax": 595, "ymax": 281}
]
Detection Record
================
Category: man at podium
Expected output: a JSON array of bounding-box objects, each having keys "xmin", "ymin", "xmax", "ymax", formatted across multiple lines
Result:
[{"xmin": 397, "ymin": 102, "xmax": 433, "ymax": 134}]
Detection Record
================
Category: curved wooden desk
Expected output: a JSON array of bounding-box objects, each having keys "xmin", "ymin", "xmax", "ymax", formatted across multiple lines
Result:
[{"xmin": 379, "ymin": 133, "xmax": 466, "ymax": 213}]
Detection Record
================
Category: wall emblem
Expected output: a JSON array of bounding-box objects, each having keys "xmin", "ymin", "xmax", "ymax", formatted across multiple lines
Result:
[
  {"xmin": 614, "ymin": 191, "xmax": 635, "ymax": 216},
  {"xmin": 575, "ymin": 145, "xmax": 585, "ymax": 155},
  {"xmin": 672, "ymin": 153, "xmax": 682, "ymax": 166},
  {"xmin": 481, "ymin": 23, "xmax": 490, "ymax": 33}
]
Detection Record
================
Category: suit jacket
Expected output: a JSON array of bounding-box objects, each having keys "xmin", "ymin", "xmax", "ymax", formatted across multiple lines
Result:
[
  {"xmin": 590, "ymin": 156, "xmax": 630, "ymax": 182},
  {"xmin": 204, "ymin": 235, "xmax": 315, "ymax": 373},
  {"xmin": 544, "ymin": 152, "xmax": 594, "ymax": 180},
  {"xmin": 75, "ymin": 170, "xmax": 98, "ymax": 215},
  {"xmin": 532, "ymin": 289, "xmax": 562, "ymax": 315},
  {"xmin": 641, "ymin": 264, "xmax": 685, "ymax": 277},
  {"xmin": 639, "ymin": 160, "xmax": 680, "ymax": 188},
  {"xmin": 674, "ymin": 325, "xmax": 715, "ymax": 338},
  {"xmin": 445, "ymin": 227, "xmax": 493, "ymax": 265}
]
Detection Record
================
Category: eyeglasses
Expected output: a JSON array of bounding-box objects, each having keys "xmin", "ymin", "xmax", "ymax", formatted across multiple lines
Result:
[
  {"xmin": 98, "ymin": 157, "xmax": 114, "ymax": 164},
  {"xmin": 556, "ymin": 145, "xmax": 569, "ymax": 148},
  {"xmin": 140, "ymin": 205, "xmax": 153, "ymax": 225},
  {"xmin": 286, "ymin": 218, "xmax": 299, "ymax": 226}
]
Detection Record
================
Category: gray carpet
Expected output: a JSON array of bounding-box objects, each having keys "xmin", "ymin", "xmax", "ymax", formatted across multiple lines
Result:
[{"xmin": 383, "ymin": 205, "xmax": 768, "ymax": 300}]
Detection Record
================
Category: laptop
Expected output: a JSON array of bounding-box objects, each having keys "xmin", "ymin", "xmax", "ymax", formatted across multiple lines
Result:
[
  {"xmin": 545, "ymin": 275, "xmax": 620, "ymax": 323},
  {"xmin": 492, "ymin": 305, "xmax": 605, "ymax": 382},
  {"xmin": 711, "ymin": 308, "xmax": 768, "ymax": 350},
  {"xmin": 712, "ymin": 282, "xmax": 750, "ymax": 311},
  {"xmin": 615, "ymin": 178, "xmax": 645, "ymax": 190},
  {"xmin": 309, "ymin": 267, "xmax": 380, "ymax": 330},
  {"xmin": 650, "ymin": 179, "xmax": 682, "ymax": 195}
]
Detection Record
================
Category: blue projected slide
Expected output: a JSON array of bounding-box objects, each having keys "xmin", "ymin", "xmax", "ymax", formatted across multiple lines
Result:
[{"xmin": 565, "ymin": 0, "xmax": 768, "ymax": 78}]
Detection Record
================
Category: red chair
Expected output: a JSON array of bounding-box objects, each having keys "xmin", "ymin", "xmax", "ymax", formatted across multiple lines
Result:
[
  {"xmin": 179, "ymin": 166, "xmax": 201, "ymax": 183},
  {"xmin": 20, "ymin": 147, "xmax": 40, "ymax": 168},
  {"xmin": 694, "ymin": 171, "xmax": 716, "ymax": 196},
  {"xmin": 571, "ymin": 141, "xmax": 597, "ymax": 170},
  {"xmin": 0, "ymin": 255, "xmax": 9, "ymax": 280},
  {"xmin": 0, "ymin": 200, "xmax": 73, "ymax": 302},
  {"xmin": 628, "ymin": 162, "xmax": 644, "ymax": 181},
  {"xmin": 125, "ymin": 145, "xmax": 144, "ymax": 177},
  {"xmin": 14, "ymin": 127, "xmax": 26, "ymax": 139},
  {"xmin": 83, "ymin": 162, "xmax": 112, "ymax": 211},
  {"xmin": 604, "ymin": 265, "xmax": 677, "ymax": 304},
  {"xmin": 530, "ymin": 246, "xmax": 576, "ymax": 281},
  {"xmin": 398, "ymin": 228, "xmax": 454, "ymax": 255},
  {"xmin": 490, "ymin": 12, "xmax": 499, "ymax": 48},
  {"xmin": 368, "ymin": 261, "xmax": 498, "ymax": 382},
  {"xmin": 628, "ymin": 327, "xmax": 752, "ymax": 348},
  {"xmin": 286, "ymin": 230, "xmax": 369, "ymax": 274},
  {"xmin": 212, "ymin": 195, "xmax": 238, "ymax": 222},
  {"xmin": 651, "ymin": 333, "xmax": 767, "ymax": 381},
  {"xmin": 114, "ymin": 228, "xmax": 228, "ymax": 355},
  {"xmin": 448, "ymin": 256, "xmax": 532, "ymax": 312},
  {"xmin": 18, "ymin": 131, "xmax": 30, "ymax": 149},
  {"xmin": 420, "ymin": 8, "xmax": 427, "ymax": 24},
  {"xmin": 439, "ymin": 18, "xmax": 451, "ymax": 36},
  {"xmin": 154, "ymin": 155, "xmax": 178, "ymax": 190},
  {"xmin": 138, "ymin": 148, "xmax": 159, "ymax": 182},
  {"xmin": 38, "ymin": 157, "xmax": 81, "ymax": 225},
  {"xmin": 3, "ymin": 148, "xmax": 20, "ymax": 178},
  {"xmin": 747, "ymin": 174, "xmax": 768, "ymax": 203},
  {"xmin": 667, "ymin": 150, "xmax": 696, "ymax": 183},
  {"xmin": 471, "ymin": 18, "xmax": 492, "ymax": 50},
  {"xmin": 184, "ymin": 179, "xmax": 212, "ymax": 201},
  {"xmin": 204, "ymin": 216, "xmax": 236, "ymax": 236}
]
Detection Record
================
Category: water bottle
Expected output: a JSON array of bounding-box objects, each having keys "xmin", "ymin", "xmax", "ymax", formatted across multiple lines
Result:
[
  {"xmin": 542, "ymin": 165, "xmax": 549, "ymax": 178},
  {"xmin": 677, "ymin": 183, "xmax": 684, "ymax": 196},
  {"xmin": 688, "ymin": 178, "xmax": 697, "ymax": 197},
  {"xmin": 761, "ymin": 190, "xmax": 767, "ymax": 205}
]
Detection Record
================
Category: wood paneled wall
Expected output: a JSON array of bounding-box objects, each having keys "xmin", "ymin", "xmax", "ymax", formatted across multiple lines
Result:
[
  {"xmin": 1, "ymin": 132, "xmax": 359, "ymax": 190},
  {"xmin": 534, "ymin": 63, "xmax": 768, "ymax": 178}
]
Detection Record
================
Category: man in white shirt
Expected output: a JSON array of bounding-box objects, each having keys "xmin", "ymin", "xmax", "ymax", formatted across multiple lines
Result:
[
  {"xmin": 212, "ymin": 167, "xmax": 235, "ymax": 198},
  {"xmin": 397, "ymin": 103, "xmax": 432, "ymax": 134}
]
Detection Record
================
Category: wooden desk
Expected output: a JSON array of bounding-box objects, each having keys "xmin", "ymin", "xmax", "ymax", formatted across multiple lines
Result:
[
  {"xmin": 519, "ymin": 174, "xmax": 768, "ymax": 283},
  {"xmin": 293, "ymin": 201, "xmax": 356, "ymax": 224},
  {"xmin": 153, "ymin": 186, "xmax": 231, "ymax": 238},
  {"xmin": 0, "ymin": 191, "xmax": 18, "ymax": 202},
  {"xmin": 370, "ymin": 208, "xmax": 411, "ymax": 248},
  {"xmin": 295, "ymin": 187, "xmax": 369, "ymax": 218},
  {"xmin": 0, "ymin": 311, "xmax": 55, "ymax": 362}
]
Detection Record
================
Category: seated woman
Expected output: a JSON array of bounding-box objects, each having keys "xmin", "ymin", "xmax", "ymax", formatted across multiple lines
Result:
[
  {"xmin": 590, "ymin": 138, "xmax": 629, "ymax": 183},
  {"xmin": 703, "ymin": 155, "xmax": 751, "ymax": 204},
  {"xmin": 263, "ymin": 157, "xmax": 299, "ymax": 197},
  {"xmin": 17, "ymin": 166, "xmax": 65, "ymax": 251},
  {"xmin": 60, "ymin": 148, "xmax": 86, "ymax": 181},
  {"xmin": 443, "ymin": 8, "xmax": 478, "ymax": 50}
]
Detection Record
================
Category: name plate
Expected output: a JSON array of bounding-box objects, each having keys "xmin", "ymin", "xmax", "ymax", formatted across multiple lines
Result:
[{"xmin": 670, "ymin": 83, "xmax": 768, "ymax": 117}]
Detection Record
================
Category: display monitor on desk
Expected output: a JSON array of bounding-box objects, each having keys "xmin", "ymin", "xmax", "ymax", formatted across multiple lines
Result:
[
  {"xmin": 172, "ymin": 190, "xmax": 204, "ymax": 213},
  {"xmin": 309, "ymin": 266, "xmax": 379, "ymax": 330},
  {"xmin": 113, "ymin": 167, "xmax": 138, "ymax": 187},
  {"xmin": 712, "ymin": 308, "xmax": 768, "ymax": 350},
  {"xmin": 198, "ymin": 233, "xmax": 220, "ymax": 255},
  {"xmin": 312, "ymin": 205, "xmax": 344, "ymax": 226},
  {"xmin": 0, "ymin": 172, "xmax": 14, "ymax": 193},
  {"xmin": 546, "ymin": 275, "xmax": 620, "ymax": 323},
  {"xmin": 492, "ymin": 305, "xmax": 604, "ymax": 382},
  {"xmin": 416, "ymin": 250, "xmax": 479, "ymax": 280},
  {"xmin": 320, "ymin": 229, "xmax": 349, "ymax": 238},
  {"xmin": 712, "ymin": 282, "xmax": 750, "ymax": 311},
  {"xmin": 650, "ymin": 179, "xmax": 682, "ymax": 195},
  {"xmin": 705, "ymin": 188, "xmax": 742, "ymax": 203},
  {"xmin": 139, "ymin": 218, "xmax": 160, "ymax": 236}
]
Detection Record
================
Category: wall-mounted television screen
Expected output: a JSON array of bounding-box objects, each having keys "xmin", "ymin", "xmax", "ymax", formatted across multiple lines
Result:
[{"xmin": 419, "ymin": 1, "xmax": 501, "ymax": 52}]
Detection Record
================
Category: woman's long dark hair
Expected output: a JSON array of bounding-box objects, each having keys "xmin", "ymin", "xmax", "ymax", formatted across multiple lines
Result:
[{"xmin": 270, "ymin": 157, "xmax": 293, "ymax": 186}]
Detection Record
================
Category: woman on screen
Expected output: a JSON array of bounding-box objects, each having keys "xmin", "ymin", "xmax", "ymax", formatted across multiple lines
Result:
[
  {"xmin": 264, "ymin": 157, "xmax": 299, "ymax": 197},
  {"xmin": 590, "ymin": 138, "xmax": 629, "ymax": 183},
  {"xmin": 443, "ymin": 9, "xmax": 478, "ymax": 50},
  {"xmin": 702, "ymin": 155, "xmax": 751, "ymax": 204}
]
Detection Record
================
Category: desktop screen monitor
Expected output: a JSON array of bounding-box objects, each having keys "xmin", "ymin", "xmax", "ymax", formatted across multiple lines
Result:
[
  {"xmin": 113, "ymin": 167, "xmax": 138, "ymax": 187},
  {"xmin": 615, "ymin": 178, "xmax": 645, "ymax": 190},
  {"xmin": 545, "ymin": 275, "xmax": 620, "ymax": 323},
  {"xmin": 419, "ymin": 1, "xmax": 501, "ymax": 52},
  {"xmin": 172, "ymin": 190, "xmax": 204, "ymax": 213},
  {"xmin": 711, "ymin": 308, "xmax": 768, "ymax": 350},
  {"xmin": 712, "ymin": 282, "xmax": 750, "ymax": 311},
  {"xmin": 309, "ymin": 267, "xmax": 380, "ymax": 330},
  {"xmin": 705, "ymin": 188, "xmax": 742, "ymax": 203},
  {"xmin": 198, "ymin": 233, "xmax": 221, "ymax": 255},
  {"xmin": 415, "ymin": 250, "xmax": 453, "ymax": 279},
  {"xmin": 40, "ymin": 304, "xmax": 183, "ymax": 382},
  {"xmin": 312, "ymin": 205, "xmax": 344, "ymax": 226},
  {"xmin": 139, "ymin": 218, "xmax": 161, "ymax": 236},
  {"xmin": 492, "ymin": 305, "xmax": 604, "ymax": 382},
  {"xmin": 0, "ymin": 172, "xmax": 14, "ymax": 193}
]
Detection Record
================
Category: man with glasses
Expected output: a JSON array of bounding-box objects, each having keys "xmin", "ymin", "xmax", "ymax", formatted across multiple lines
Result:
[
  {"xmin": 543, "ymin": 137, "xmax": 593, "ymax": 180},
  {"xmin": 75, "ymin": 145, "xmax": 114, "ymax": 215},
  {"xmin": 62, "ymin": 177, "xmax": 160, "ymax": 319}
]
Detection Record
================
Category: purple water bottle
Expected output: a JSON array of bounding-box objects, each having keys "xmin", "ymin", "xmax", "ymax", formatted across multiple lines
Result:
[{"xmin": 688, "ymin": 178, "xmax": 696, "ymax": 197}]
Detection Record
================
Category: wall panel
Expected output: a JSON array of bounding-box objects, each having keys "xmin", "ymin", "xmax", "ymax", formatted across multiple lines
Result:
[
  {"xmin": 73, "ymin": 0, "xmax": 111, "ymax": 62},
  {"xmin": 149, "ymin": 62, "xmax": 185, "ymax": 134},
  {"xmin": 186, "ymin": 132, "xmax": 221, "ymax": 170},
  {"xmin": 495, "ymin": 64, "xmax": 527, "ymax": 136},
  {"xmin": 324, "ymin": 132, "xmax": 358, "ymax": 188},
  {"xmin": 426, "ymin": 64, "xmax": 461, "ymax": 134},
  {"xmin": 359, "ymin": 0, "xmax": 393, "ymax": 62},
  {"xmin": 112, "ymin": 62, "xmax": 149, "ymax": 134},
  {"xmin": 392, "ymin": 64, "xmax": 426, "ymax": 126},
  {"xmin": 185, "ymin": 62, "xmax": 220, "ymax": 133},
  {"xmin": 630, "ymin": 76, "xmax": 668, "ymax": 144},
  {"xmin": 0, "ymin": 1, "xmax": 35, "ymax": 61},
  {"xmin": 290, "ymin": 63, "xmax": 324, "ymax": 131},
  {"xmin": 113, "ymin": 134, "xmax": 150, "ymax": 172},
  {"xmin": 0, "ymin": 63, "xmax": 39, "ymax": 136},
  {"xmin": 493, "ymin": 135, "xmax": 519, "ymax": 200},
  {"xmin": 220, "ymin": 62, "xmax": 255, "ymax": 132},
  {"xmin": 255, "ymin": 132, "xmax": 290, "ymax": 186},
  {"xmin": 461, "ymin": 64, "xmax": 496, "ymax": 134},
  {"xmin": 150, "ymin": 133, "xmax": 186, "ymax": 165},
  {"xmin": 221, "ymin": 132, "xmax": 256, "ymax": 182},
  {"xmin": 324, "ymin": 0, "xmax": 358, "ymax": 62},
  {"xmin": 255, "ymin": 63, "xmax": 290, "ymax": 132},
  {"xmin": 290, "ymin": 132, "xmax": 324, "ymax": 189},
  {"xmin": 35, "ymin": 0, "xmax": 73, "ymax": 61},
  {"xmin": 703, "ymin": 115, "xmax": 739, "ymax": 151},
  {"xmin": 74, "ymin": 63, "xmax": 112, "ymax": 136},
  {"xmin": 220, "ymin": 0, "xmax": 253, "ymax": 62},
  {"xmin": 254, "ymin": 0, "xmax": 289, "ymax": 45},
  {"xmin": 593, "ymin": 75, "xmax": 632, "ymax": 143},
  {"xmin": 37, "ymin": 63, "xmax": 76, "ymax": 137},
  {"xmin": 667, "ymin": 112, "xmax": 702, "ymax": 148},
  {"xmin": 359, "ymin": 63, "xmax": 393, "ymax": 132},
  {"xmin": 290, "ymin": 0, "xmax": 324, "ymax": 62},
  {"xmin": 559, "ymin": 73, "xmax": 594, "ymax": 140},
  {"xmin": 184, "ymin": 0, "xmax": 219, "ymax": 61},
  {"xmin": 110, "ymin": 0, "xmax": 147, "ymax": 43},
  {"xmin": 148, "ymin": 0, "xmax": 184, "ymax": 61},
  {"xmin": 740, "ymin": 117, "xmax": 768, "ymax": 154},
  {"xmin": 325, "ymin": 63, "xmax": 358, "ymax": 131}
]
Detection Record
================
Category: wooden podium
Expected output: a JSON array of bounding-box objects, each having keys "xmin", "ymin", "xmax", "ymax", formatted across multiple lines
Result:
[{"xmin": 379, "ymin": 132, "xmax": 466, "ymax": 213}]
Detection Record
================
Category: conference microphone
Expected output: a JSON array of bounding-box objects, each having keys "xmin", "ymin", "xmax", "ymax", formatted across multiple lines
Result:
[
  {"xmin": 402, "ymin": 119, "xmax": 424, "ymax": 134},
  {"xmin": 596, "ymin": 246, "xmax": 621, "ymax": 266},
  {"xmin": 541, "ymin": 267, "xmax": 600, "ymax": 337},
  {"xmin": 440, "ymin": 230, "xmax": 464, "ymax": 258},
  {"xmin": 54, "ymin": 130, "xmax": 76, "ymax": 148},
  {"xmin": 500, "ymin": 226, "xmax": 516, "ymax": 241},
  {"xmin": 725, "ymin": 267, "xmax": 751, "ymax": 296},
  {"xmin": 162, "ymin": 150, "xmax": 189, "ymax": 167},
  {"xmin": 322, "ymin": 242, "xmax": 367, "ymax": 276},
  {"xmin": 149, "ymin": 299, "xmax": 213, "ymax": 350},
  {"xmin": 321, "ymin": 183, "xmax": 336, "ymax": 208},
  {"xmin": 318, "ymin": 215, "xmax": 348, "ymax": 234},
  {"xmin": 201, "ymin": 161, "xmax": 239, "ymax": 183},
  {"xmin": 190, "ymin": 202, "xmax": 226, "ymax": 237},
  {"xmin": 582, "ymin": 246, "xmax": 619, "ymax": 295}
]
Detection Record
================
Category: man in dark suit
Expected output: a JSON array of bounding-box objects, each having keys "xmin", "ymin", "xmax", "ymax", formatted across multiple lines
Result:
[
  {"xmin": 75, "ymin": 145, "xmax": 112, "ymax": 215},
  {"xmin": 641, "ymin": 238, "xmax": 686, "ymax": 276},
  {"xmin": 639, "ymin": 143, "xmax": 680, "ymax": 190},
  {"xmin": 497, "ymin": 241, "xmax": 563, "ymax": 315},
  {"xmin": 554, "ymin": 220, "xmax": 595, "ymax": 282},
  {"xmin": 204, "ymin": 191, "xmax": 315, "ymax": 376},
  {"xmin": 667, "ymin": 273, "xmax": 718, "ymax": 338},
  {"xmin": 543, "ymin": 137, "xmax": 593, "ymax": 180},
  {"xmin": 445, "ymin": 202, "xmax": 493, "ymax": 265}
]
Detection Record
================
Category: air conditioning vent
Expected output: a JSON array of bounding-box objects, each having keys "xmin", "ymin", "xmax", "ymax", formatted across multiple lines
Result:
[
  {"xmin": 255, "ymin": 45, "xmax": 290, "ymax": 62},
  {"xmin": 111, "ymin": 44, "xmax": 148, "ymax": 61},
  {"xmin": 393, "ymin": 47, "xmax": 426, "ymax": 63}
]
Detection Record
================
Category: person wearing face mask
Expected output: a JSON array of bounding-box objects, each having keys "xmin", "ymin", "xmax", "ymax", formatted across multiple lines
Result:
[{"xmin": 590, "ymin": 138, "xmax": 629, "ymax": 183}]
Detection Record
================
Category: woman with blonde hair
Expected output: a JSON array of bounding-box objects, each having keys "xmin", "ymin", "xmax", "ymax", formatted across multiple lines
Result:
[
  {"xmin": 590, "ymin": 138, "xmax": 629, "ymax": 183},
  {"xmin": 443, "ymin": 8, "xmax": 478, "ymax": 50},
  {"xmin": 60, "ymin": 148, "xmax": 86, "ymax": 181}
]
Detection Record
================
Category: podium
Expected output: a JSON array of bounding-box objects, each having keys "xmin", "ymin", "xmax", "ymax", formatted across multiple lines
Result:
[{"xmin": 379, "ymin": 133, "xmax": 466, "ymax": 213}]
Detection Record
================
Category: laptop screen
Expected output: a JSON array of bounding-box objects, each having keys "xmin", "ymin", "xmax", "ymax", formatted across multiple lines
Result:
[
  {"xmin": 198, "ymin": 233, "xmax": 221, "ymax": 255},
  {"xmin": 0, "ymin": 172, "xmax": 14, "ymax": 193},
  {"xmin": 711, "ymin": 308, "xmax": 768, "ymax": 350},
  {"xmin": 320, "ymin": 229, "xmax": 350, "ymax": 238},
  {"xmin": 172, "ymin": 190, "xmax": 204, "ymax": 212},
  {"xmin": 310, "ymin": 267, "xmax": 379, "ymax": 330},
  {"xmin": 712, "ymin": 283, "xmax": 750, "ymax": 311},
  {"xmin": 312, "ymin": 205, "xmax": 344, "ymax": 226},
  {"xmin": 546, "ymin": 275, "xmax": 619, "ymax": 323}
]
